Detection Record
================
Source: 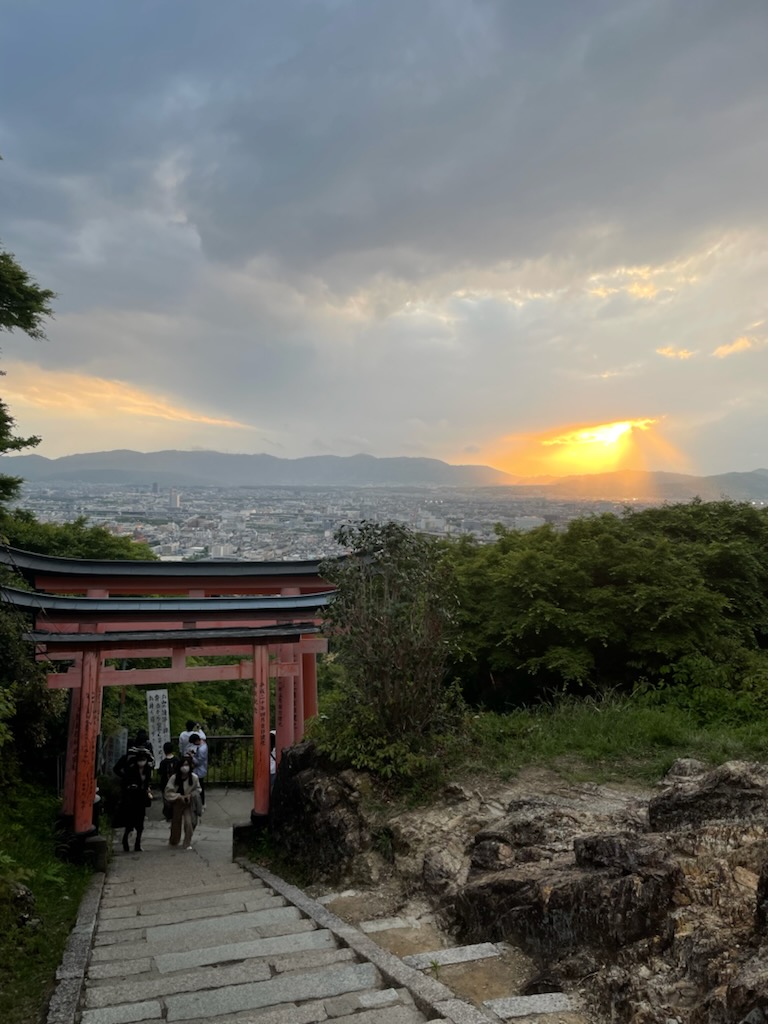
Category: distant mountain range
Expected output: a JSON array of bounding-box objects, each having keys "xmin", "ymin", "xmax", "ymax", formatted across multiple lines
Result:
[
  {"xmin": 0, "ymin": 450, "xmax": 516, "ymax": 488},
  {"xmin": 2, "ymin": 450, "xmax": 768, "ymax": 501}
]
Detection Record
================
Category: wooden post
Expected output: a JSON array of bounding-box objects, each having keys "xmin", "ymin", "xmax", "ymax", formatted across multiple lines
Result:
[
  {"xmin": 302, "ymin": 651, "xmax": 319, "ymax": 721},
  {"xmin": 275, "ymin": 644, "xmax": 294, "ymax": 768},
  {"xmin": 293, "ymin": 645, "xmax": 305, "ymax": 744},
  {"xmin": 62, "ymin": 685, "xmax": 82, "ymax": 818},
  {"xmin": 73, "ymin": 649, "xmax": 102, "ymax": 834},
  {"xmin": 252, "ymin": 645, "xmax": 270, "ymax": 817}
]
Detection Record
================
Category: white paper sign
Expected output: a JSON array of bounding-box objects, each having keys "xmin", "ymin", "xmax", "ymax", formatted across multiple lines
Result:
[{"xmin": 146, "ymin": 689, "xmax": 171, "ymax": 763}]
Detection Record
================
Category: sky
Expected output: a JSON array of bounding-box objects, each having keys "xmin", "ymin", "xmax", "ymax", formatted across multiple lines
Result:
[{"xmin": 1, "ymin": 0, "xmax": 767, "ymax": 478}]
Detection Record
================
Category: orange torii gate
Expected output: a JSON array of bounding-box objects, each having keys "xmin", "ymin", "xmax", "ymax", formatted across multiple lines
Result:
[{"xmin": 0, "ymin": 548, "xmax": 334, "ymax": 835}]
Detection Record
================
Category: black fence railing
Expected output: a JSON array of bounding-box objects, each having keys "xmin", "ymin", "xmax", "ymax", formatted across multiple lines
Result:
[{"xmin": 204, "ymin": 735, "xmax": 253, "ymax": 787}]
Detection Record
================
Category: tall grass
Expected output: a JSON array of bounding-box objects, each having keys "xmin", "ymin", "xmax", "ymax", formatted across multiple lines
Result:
[
  {"xmin": 0, "ymin": 784, "xmax": 92, "ymax": 1024},
  {"xmin": 452, "ymin": 691, "xmax": 768, "ymax": 786}
]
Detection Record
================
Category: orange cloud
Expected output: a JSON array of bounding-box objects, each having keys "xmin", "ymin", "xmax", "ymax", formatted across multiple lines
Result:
[
  {"xmin": 712, "ymin": 336, "xmax": 757, "ymax": 358},
  {"xmin": 656, "ymin": 346, "xmax": 695, "ymax": 360},
  {"xmin": 2, "ymin": 364, "xmax": 251, "ymax": 429}
]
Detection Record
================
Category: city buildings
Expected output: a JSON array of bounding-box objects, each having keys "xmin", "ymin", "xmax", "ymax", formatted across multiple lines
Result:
[{"xmin": 12, "ymin": 483, "xmax": 646, "ymax": 560}]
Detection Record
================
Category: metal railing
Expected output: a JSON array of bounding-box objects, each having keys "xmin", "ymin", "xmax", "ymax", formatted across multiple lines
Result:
[{"xmin": 204, "ymin": 735, "xmax": 253, "ymax": 787}]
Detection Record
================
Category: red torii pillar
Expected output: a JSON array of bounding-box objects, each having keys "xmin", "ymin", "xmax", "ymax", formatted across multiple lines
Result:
[
  {"xmin": 301, "ymin": 647, "xmax": 319, "ymax": 721},
  {"xmin": 280, "ymin": 587, "xmax": 302, "ymax": 755},
  {"xmin": 252, "ymin": 644, "xmax": 271, "ymax": 818},
  {"xmin": 293, "ymin": 648, "xmax": 305, "ymax": 745},
  {"xmin": 61, "ymin": 683, "xmax": 81, "ymax": 819},
  {"xmin": 73, "ymin": 648, "xmax": 103, "ymax": 834},
  {"xmin": 275, "ymin": 643, "xmax": 295, "ymax": 770}
]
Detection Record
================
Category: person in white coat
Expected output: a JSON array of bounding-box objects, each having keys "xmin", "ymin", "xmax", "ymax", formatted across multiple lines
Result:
[{"xmin": 164, "ymin": 755, "xmax": 202, "ymax": 849}]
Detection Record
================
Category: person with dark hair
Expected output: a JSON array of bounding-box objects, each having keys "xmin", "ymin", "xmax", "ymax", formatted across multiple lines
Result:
[
  {"xmin": 178, "ymin": 720, "xmax": 195, "ymax": 757},
  {"xmin": 178, "ymin": 720, "xmax": 205, "ymax": 756},
  {"xmin": 185, "ymin": 732, "xmax": 208, "ymax": 807},
  {"xmin": 157, "ymin": 741, "xmax": 180, "ymax": 822},
  {"xmin": 164, "ymin": 754, "xmax": 201, "ymax": 849},
  {"xmin": 129, "ymin": 728, "xmax": 154, "ymax": 756},
  {"xmin": 114, "ymin": 748, "xmax": 153, "ymax": 852}
]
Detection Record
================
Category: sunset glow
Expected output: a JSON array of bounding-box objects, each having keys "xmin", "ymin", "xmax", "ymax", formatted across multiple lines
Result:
[{"xmin": 481, "ymin": 417, "xmax": 689, "ymax": 477}]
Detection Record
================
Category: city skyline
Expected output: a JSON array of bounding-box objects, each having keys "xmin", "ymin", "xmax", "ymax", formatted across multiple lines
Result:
[{"xmin": 2, "ymin": 2, "xmax": 768, "ymax": 476}]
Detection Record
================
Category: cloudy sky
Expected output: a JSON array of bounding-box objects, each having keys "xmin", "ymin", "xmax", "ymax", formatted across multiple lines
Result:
[{"xmin": 2, "ymin": 0, "xmax": 767, "ymax": 477}]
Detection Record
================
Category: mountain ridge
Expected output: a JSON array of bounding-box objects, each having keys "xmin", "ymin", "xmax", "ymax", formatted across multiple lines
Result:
[
  {"xmin": 2, "ymin": 450, "xmax": 768, "ymax": 500},
  {"xmin": 0, "ymin": 450, "xmax": 518, "ymax": 488}
]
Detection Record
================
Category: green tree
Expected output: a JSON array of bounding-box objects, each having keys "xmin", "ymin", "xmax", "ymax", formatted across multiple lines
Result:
[
  {"xmin": 0, "ymin": 402, "xmax": 40, "ymax": 505},
  {"xmin": 0, "ymin": 511, "xmax": 154, "ymax": 559},
  {"xmin": 0, "ymin": 246, "xmax": 55, "ymax": 505},
  {"xmin": 448, "ymin": 501, "xmax": 768, "ymax": 708},
  {"xmin": 315, "ymin": 521, "xmax": 463, "ymax": 778},
  {"xmin": 0, "ymin": 246, "xmax": 58, "ymax": 772},
  {"xmin": 0, "ymin": 247, "xmax": 55, "ymax": 339}
]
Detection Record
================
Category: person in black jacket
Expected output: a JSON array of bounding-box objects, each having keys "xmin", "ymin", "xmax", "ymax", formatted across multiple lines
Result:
[
  {"xmin": 156, "ymin": 741, "xmax": 180, "ymax": 822},
  {"xmin": 114, "ymin": 747, "xmax": 153, "ymax": 852}
]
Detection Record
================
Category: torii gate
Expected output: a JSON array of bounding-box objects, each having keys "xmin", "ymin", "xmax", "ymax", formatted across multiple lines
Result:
[{"xmin": 0, "ymin": 547, "xmax": 334, "ymax": 835}]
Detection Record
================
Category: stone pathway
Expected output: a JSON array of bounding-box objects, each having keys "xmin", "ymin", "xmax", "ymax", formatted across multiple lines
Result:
[{"xmin": 48, "ymin": 801, "xmax": 590, "ymax": 1024}]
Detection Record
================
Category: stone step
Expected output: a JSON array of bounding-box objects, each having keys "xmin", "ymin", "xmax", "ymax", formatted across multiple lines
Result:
[
  {"xmin": 82, "ymin": 956, "xmax": 392, "ymax": 1023},
  {"xmin": 85, "ymin": 957, "xmax": 271, "ymax": 1008},
  {"xmin": 359, "ymin": 915, "xmax": 424, "ymax": 933},
  {"xmin": 181, "ymin": 999, "xmax": 428, "ymax": 1024},
  {"xmin": 104, "ymin": 866, "xmax": 253, "ymax": 886},
  {"xmin": 97, "ymin": 891, "xmax": 284, "ymax": 932},
  {"xmin": 96, "ymin": 903, "xmax": 298, "ymax": 945},
  {"xmin": 432, "ymin": 999, "xmax": 502, "ymax": 1024},
  {"xmin": 484, "ymin": 992, "xmax": 576, "ymax": 1019},
  {"xmin": 403, "ymin": 942, "xmax": 502, "ymax": 970},
  {"xmin": 91, "ymin": 917, "xmax": 319, "ymax": 965},
  {"xmin": 142, "ymin": 885, "xmax": 271, "ymax": 911},
  {"xmin": 164, "ymin": 960, "xmax": 381, "ymax": 1021},
  {"xmin": 86, "ymin": 940, "xmax": 356, "ymax": 987},
  {"xmin": 101, "ymin": 877, "xmax": 254, "ymax": 906},
  {"xmin": 153, "ymin": 927, "xmax": 337, "ymax": 974},
  {"xmin": 103, "ymin": 868, "xmax": 249, "ymax": 892},
  {"xmin": 104, "ymin": 867, "xmax": 249, "ymax": 887}
]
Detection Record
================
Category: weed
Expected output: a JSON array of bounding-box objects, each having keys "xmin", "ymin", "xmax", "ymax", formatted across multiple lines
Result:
[
  {"xmin": 0, "ymin": 783, "xmax": 92, "ymax": 1024},
  {"xmin": 371, "ymin": 827, "xmax": 395, "ymax": 863}
]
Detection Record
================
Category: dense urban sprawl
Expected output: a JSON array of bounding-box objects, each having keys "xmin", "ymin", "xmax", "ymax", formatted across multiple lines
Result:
[{"xmin": 14, "ymin": 483, "xmax": 650, "ymax": 560}]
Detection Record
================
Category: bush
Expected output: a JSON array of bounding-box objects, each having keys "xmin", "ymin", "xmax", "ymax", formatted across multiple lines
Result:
[{"xmin": 315, "ymin": 522, "xmax": 465, "ymax": 781}]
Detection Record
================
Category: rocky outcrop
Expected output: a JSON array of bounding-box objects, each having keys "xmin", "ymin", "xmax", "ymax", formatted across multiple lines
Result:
[
  {"xmin": 269, "ymin": 742, "xmax": 372, "ymax": 881},
  {"xmin": 271, "ymin": 751, "xmax": 768, "ymax": 1023}
]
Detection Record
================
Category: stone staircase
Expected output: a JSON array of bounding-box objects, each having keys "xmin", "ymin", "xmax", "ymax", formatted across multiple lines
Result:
[{"xmin": 48, "ymin": 819, "xmax": 591, "ymax": 1024}]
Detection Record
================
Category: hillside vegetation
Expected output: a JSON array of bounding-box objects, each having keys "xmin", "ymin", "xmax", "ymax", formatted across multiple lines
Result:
[{"xmin": 313, "ymin": 501, "xmax": 768, "ymax": 789}]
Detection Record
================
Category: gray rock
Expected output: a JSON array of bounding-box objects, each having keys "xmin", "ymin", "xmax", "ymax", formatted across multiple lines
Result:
[
  {"xmin": 268, "ymin": 741, "xmax": 371, "ymax": 881},
  {"xmin": 649, "ymin": 761, "xmax": 768, "ymax": 831}
]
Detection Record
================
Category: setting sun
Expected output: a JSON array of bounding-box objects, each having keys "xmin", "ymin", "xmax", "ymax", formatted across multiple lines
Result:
[
  {"xmin": 541, "ymin": 419, "xmax": 655, "ymax": 473},
  {"xmin": 478, "ymin": 417, "xmax": 688, "ymax": 477}
]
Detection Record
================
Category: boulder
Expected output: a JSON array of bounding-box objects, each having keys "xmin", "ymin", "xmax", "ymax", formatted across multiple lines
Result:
[
  {"xmin": 456, "ymin": 858, "xmax": 679, "ymax": 955},
  {"xmin": 649, "ymin": 762, "xmax": 768, "ymax": 832},
  {"xmin": 268, "ymin": 741, "xmax": 371, "ymax": 881}
]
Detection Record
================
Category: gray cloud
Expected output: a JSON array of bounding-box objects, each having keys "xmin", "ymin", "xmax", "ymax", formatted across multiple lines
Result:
[{"xmin": 1, "ymin": 0, "xmax": 768, "ymax": 472}]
